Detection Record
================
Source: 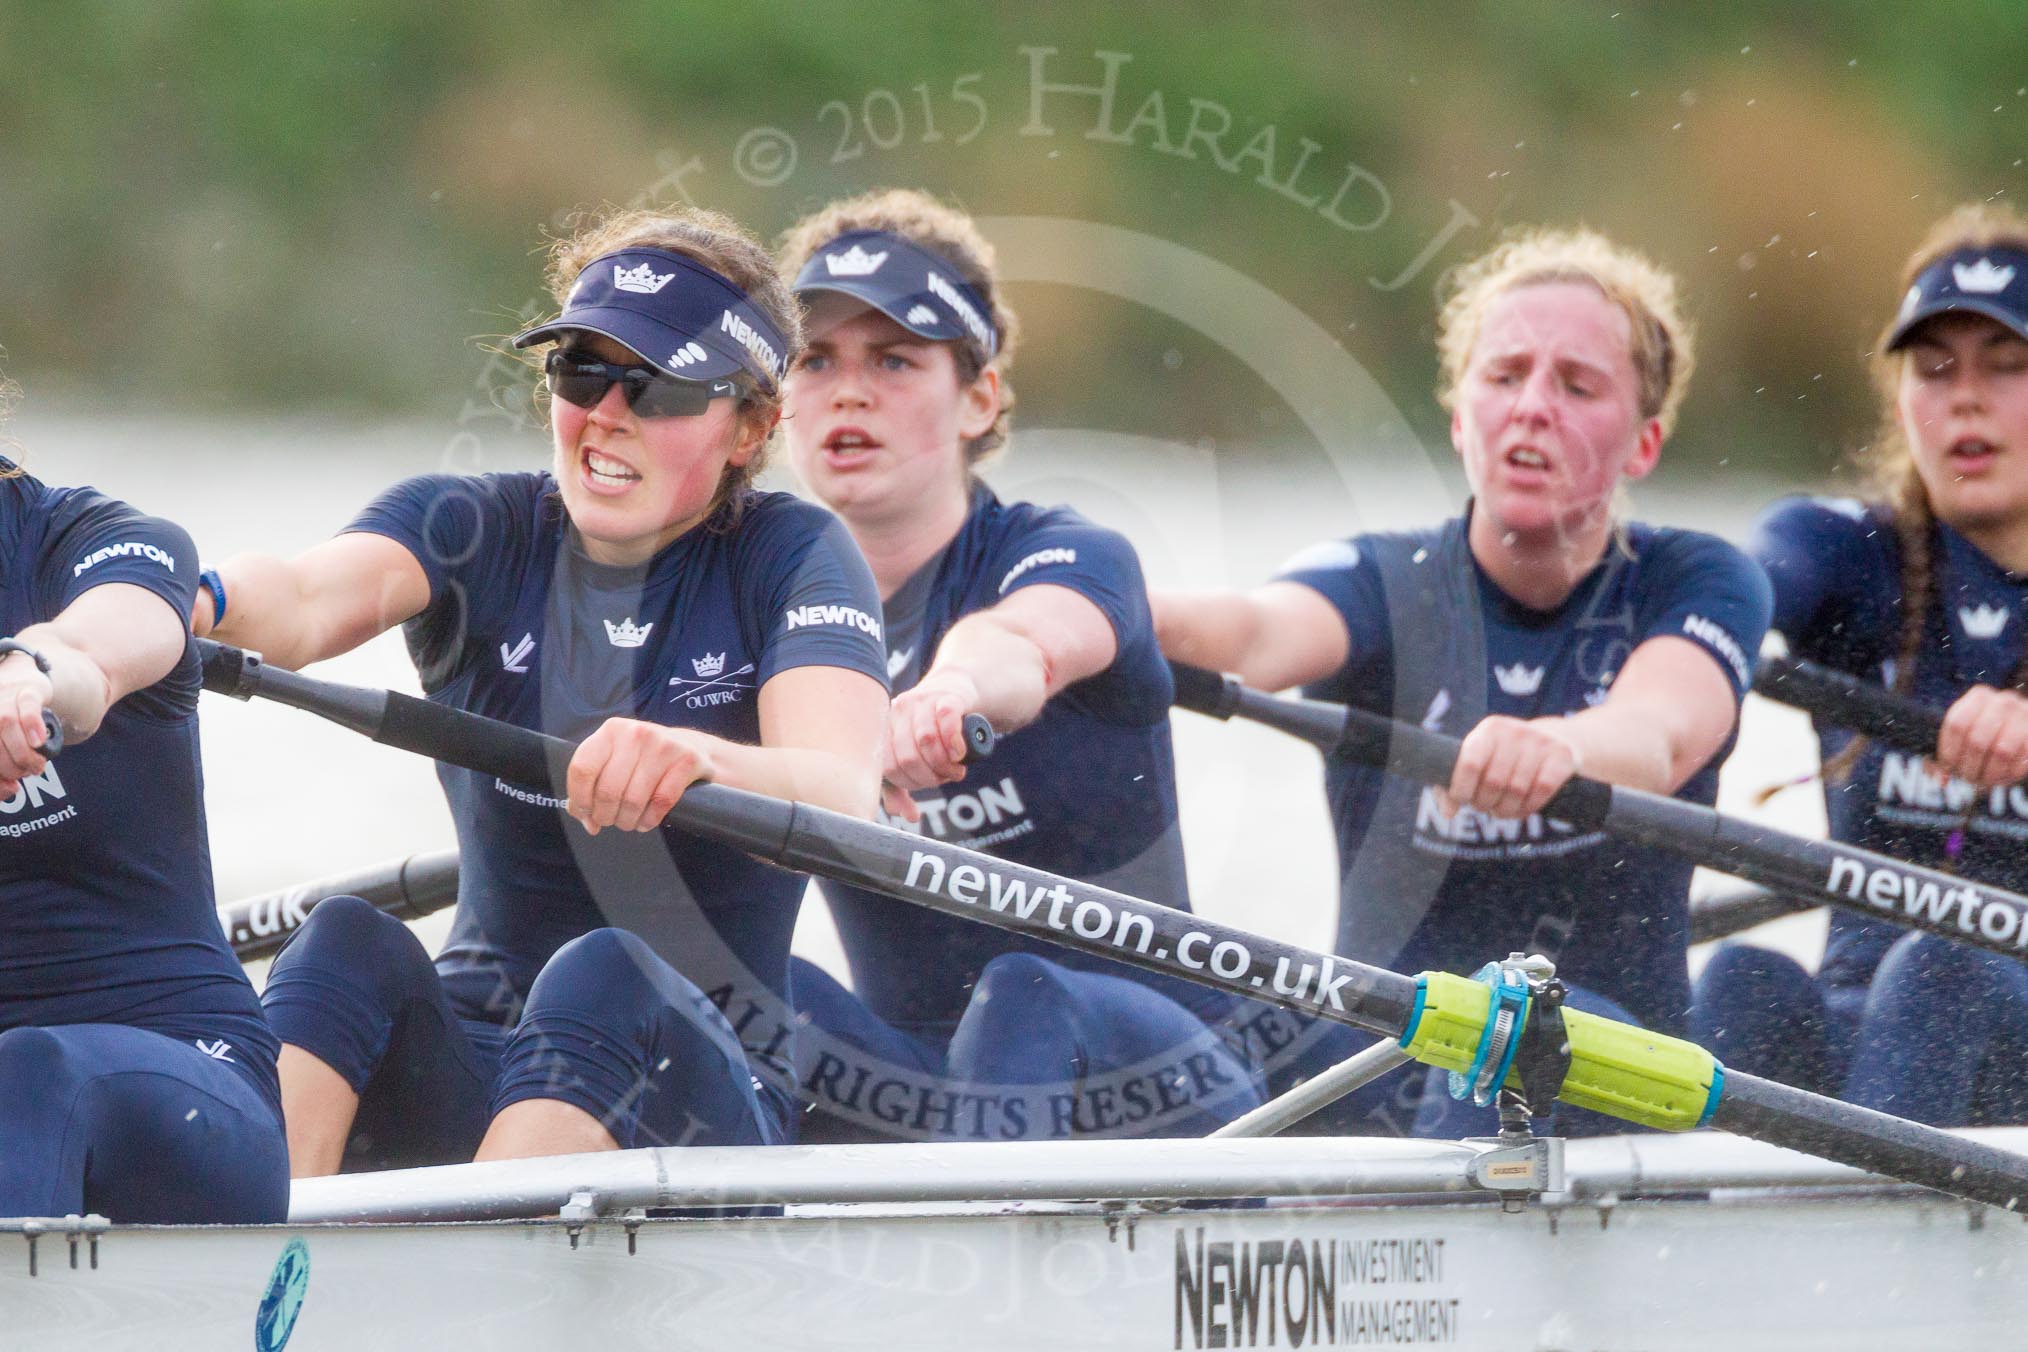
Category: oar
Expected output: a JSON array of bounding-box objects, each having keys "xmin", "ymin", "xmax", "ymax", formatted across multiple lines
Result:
[
  {"xmin": 224, "ymin": 851, "xmax": 459, "ymax": 962},
  {"xmin": 1168, "ymin": 662, "xmax": 2028, "ymax": 967},
  {"xmin": 193, "ymin": 638, "xmax": 2028, "ymax": 1210},
  {"xmin": 1690, "ymin": 883, "xmax": 1816, "ymax": 945},
  {"xmin": 1754, "ymin": 654, "xmax": 1944, "ymax": 756}
]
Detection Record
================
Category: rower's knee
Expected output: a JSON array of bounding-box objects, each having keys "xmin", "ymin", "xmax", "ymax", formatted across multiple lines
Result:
[
  {"xmin": 0, "ymin": 1027, "xmax": 79, "ymax": 1105},
  {"xmin": 271, "ymin": 893, "xmax": 434, "ymax": 1003},
  {"xmin": 530, "ymin": 927, "xmax": 671, "ymax": 1009},
  {"xmin": 1877, "ymin": 931, "xmax": 2009, "ymax": 991},
  {"xmin": 971, "ymin": 953, "xmax": 1076, "ymax": 1016}
]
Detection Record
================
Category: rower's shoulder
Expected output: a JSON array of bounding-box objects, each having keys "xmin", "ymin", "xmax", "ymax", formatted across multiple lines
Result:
[
  {"xmin": 1274, "ymin": 523, "xmax": 1439, "ymax": 581},
  {"xmin": 728, "ymin": 488, "xmax": 855, "ymax": 549},
  {"xmin": 979, "ymin": 493, "xmax": 1113, "ymax": 541},
  {"xmin": 1752, "ymin": 493, "xmax": 1894, "ymax": 547},
  {"xmin": 32, "ymin": 478, "xmax": 194, "ymax": 557},
  {"xmin": 1743, "ymin": 496, "xmax": 1901, "ymax": 588}
]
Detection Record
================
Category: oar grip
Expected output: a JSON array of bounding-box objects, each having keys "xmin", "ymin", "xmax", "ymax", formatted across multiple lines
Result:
[
  {"xmin": 1167, "ymin": 661, "xmax": 1240, "ymax": 719},
  {"xmin": 37, "ymin": 711, "xmax": 62, "ymax": 757},
  {"xmin": 1400, "ymin": 971, "xmax": 1722, "ymax": 1132},
  {"xmin": 958, "ymin": 713, "xmax": 996, "ymax": 764},
  {"xmin": 1755, "ymin": 654, "xmax": 1944, "ymax": 755}
]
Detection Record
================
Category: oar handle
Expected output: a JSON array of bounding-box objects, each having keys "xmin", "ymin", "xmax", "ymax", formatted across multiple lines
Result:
[
  {"xmin": 959, "ymin": 712, "xmax": 996, "ymax": 764},
  {"xmin": 1168, "ymin": 661, "xmax": 1613, "ymax": 827},
  {"xmin": 37, "ymin": 711, "xmax": 61, "ymax": 757},
  {"xmin": 1755, "ymin": 654, "xmax": 1944, "ymax": 756}
]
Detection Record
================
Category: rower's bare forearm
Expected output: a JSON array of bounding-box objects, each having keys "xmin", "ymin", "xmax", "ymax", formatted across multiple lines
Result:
[
  {"xmin": 12, "ymin": 624, "xmax": 117, "ymax": 739},
  {"xmin": 205, "ymin": 541, "xmax": 424, "ymax": 671},
  {"xmin": 1550, "ymin": 707, "xmax": 1686, "ymax": 795},
  {"xmin": 204, "ymin": 555, "xmax": 330, "ymax": 669},
  {"xmin": 924, "ymin": 620, "xmax": 1052, "ymax": 734},
  {"xmin": 1153, "ymin": 591, "xmax": 1259, "ymax": 676},
  {"xmin": 704, "ymin": 739, "xmax": 880, "ymax": 818}
]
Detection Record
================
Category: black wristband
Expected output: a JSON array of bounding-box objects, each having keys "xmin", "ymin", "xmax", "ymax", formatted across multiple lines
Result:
[{"xmin": 0, "ymin": 639, "xmax": 52, "ymax": 675}]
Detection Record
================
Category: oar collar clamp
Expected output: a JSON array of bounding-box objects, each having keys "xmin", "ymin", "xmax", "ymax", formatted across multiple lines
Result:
[{"xmin": 1450, "ymin": 959, "xmax": 1533, "ymax": 1108}]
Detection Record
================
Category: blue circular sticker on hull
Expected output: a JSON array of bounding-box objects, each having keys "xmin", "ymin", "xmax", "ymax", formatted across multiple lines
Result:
[{"xmin": 254, "ymin": 1236, "xmax": 310, "ymax": 1352}]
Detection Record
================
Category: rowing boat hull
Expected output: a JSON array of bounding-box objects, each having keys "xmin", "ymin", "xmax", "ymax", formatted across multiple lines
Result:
[{"xmin": 9, "ymin": 1187, "xmax": 2021, "ymax": 1350}]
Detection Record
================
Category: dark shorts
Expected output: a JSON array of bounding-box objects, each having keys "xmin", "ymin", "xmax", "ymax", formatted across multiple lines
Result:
[
  {"xmin": 0, "ymin": 1021, "xmax": 288, "ymax": 1221},
  {"xmin": 263, "ymin": 896, "xmax": 788, "ymax": 1171}
]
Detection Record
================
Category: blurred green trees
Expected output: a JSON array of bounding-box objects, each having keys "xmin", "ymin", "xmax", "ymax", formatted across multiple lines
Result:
[{"xmin": 1, "ymin": 1, "xmax": 2022, "ymax": 479}]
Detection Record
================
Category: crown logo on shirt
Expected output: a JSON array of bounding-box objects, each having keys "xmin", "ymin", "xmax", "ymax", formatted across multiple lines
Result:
[
  {"xmin": 1959, "ymin": 603, "xmax": 2012, "ymax": 639},
  {"xmin": 614, "ymin": 261, "xmax": 676, "ymax": 294},
  {"xmin": 1953, "ymin": 258, "xmax": 2017, "ymax": 295},
  {"xmin": 1493, "ymin": 662, "xmax": 1545, "ymax": 696},
  {"xmin": 824, "ymin": 244, "xmax": 889, "ymax": 277},
  {"xmin": 604, "ymin": 617, "xmax": 654, "ymax": 649},
  {"xmin": 691, "ymin": 651, "xmax": 727, "ymax": 679}
]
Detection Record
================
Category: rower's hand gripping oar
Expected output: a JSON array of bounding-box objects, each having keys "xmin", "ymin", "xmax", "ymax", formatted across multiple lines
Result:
[
  {"xmin": 1170, "ymin": 661, "xmax": 2028, "ymax": 968},
  {"xmin": 195, "ymin": 639, "xmax": 2028, "ymax": 1210}
]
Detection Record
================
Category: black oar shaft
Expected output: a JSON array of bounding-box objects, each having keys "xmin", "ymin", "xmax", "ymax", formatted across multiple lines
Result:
[
  {"xmin": 1715, "ymin": 1072, "xmax": 2026, "ymax": 1209},
  {"xmin": 1690, "ymin": 884, "xmax": 1817, "ymax": 945},
  {"xmin": 1755, "ymin": 654, "xmax": 1944, "ymax": 755},
  {"xmin": 199, "ymin": 641, "xmax": 2028, "ymax": 1210},
  {"xmin": 199, "ymin": 641, "xmax": 1421, "ymax": 1035},
  {"xmin": 224, "ymin": 851, "xmax": 460, "ymax": 961},
  {"xmin": 1172, "ymin": 662, "xmax": 2028, "ymax": 965}
]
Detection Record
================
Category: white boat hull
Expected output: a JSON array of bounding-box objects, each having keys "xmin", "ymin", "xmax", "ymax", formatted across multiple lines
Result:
[{"xmin": 9, "ymin": 1133, "xmax": 2027, "ymax": 1350}]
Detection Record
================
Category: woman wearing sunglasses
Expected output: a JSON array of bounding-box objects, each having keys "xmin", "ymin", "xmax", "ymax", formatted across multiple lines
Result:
[
  {"xmin": 0, "ymin": 399, "xmax": 288, "ymax": 1220},
  {"xmin": 777, "ymin": 190, "xmax": 1262, "ymax": 1142},
  {"xmin": 196, "ymin": 206, "xmax": 889, "ymax": 1174}
]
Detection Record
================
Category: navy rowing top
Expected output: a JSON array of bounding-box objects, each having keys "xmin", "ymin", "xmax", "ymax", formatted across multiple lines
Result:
[
  {"xmin": 1755, "ymin": 495, "xmax": 2028, "ymax": 988},
  {"xmin": 1279, "ymin": 511, "xmax": 1771, "ymax": 1034},
  {"xmin": 815, "ymin": 485, "xmax": 1224, "ymax": 1036},
  {"xmin": 0, "ymin": 468, "xmax": 277, "ymax": 1082},
  {"xmin": 349, "ymin": 473, "xmax": 887, "ymax": 1078}
]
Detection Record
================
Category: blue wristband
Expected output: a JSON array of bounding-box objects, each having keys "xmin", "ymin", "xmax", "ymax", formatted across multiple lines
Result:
[{"xmin": 199, "ymin": 568, "xmax": 227, "ymax": 628}]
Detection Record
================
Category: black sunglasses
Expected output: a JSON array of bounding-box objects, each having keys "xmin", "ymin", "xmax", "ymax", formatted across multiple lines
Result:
[{"xmin": 544, "ymin": 349, "xmax": 739, "ymax": 418}]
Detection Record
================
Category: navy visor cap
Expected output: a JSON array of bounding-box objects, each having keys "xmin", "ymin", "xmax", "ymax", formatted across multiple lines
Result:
[
  {"xmin": 514, "ymin": 248, "xmax": 790, "ymax": 389},
  {"xmin": 793, "ymin": 230, "xmax": 999, "ymax": 357},
  {"xmin": 1886, "ymin": 245, "xmax": 2028, "ymax": 351}
]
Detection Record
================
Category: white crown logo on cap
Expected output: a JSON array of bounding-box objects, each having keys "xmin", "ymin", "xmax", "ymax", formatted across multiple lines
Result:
[
  {"xmin": 1898, "ymin": 283, "xmax": 1923, "ymax": 321},
  {"xmin": 614, "ymin": 262, "xmax": 676, "ymax": 294},
  {"xmin": 667, "ymin": 341, "xmax": 708, "ymax": 369},
  {"xmin": 1953, "ymin": 258, "xmax": 2017, "ymax": 294},
  {"xmin": 904, "ymin": 303, "xmax": 939, "ymax": 327},
  {"xmin": 824, "ymin": 244, "xmax": 889, "ymax": 277}
]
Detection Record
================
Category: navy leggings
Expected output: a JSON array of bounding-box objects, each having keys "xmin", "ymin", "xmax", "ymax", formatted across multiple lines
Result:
[
  {"xmin": 1843, "ymin": 933, "xmax": 2028, "ymax": 1127},
  {"xmin": 262, "ymin": 895, "xmax": 788, "ymax": 1171},
  {"xmin": 1689, "ymin": 943, "xmax": 1866, "ymax": 1100},
  {"xmin": 793, "ymin": 953, "xmax": 1263, "ymax": 1142},
  {"xmin": 0, "ymin": 1023, "xmax": 288, "ymax": 1221}
]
